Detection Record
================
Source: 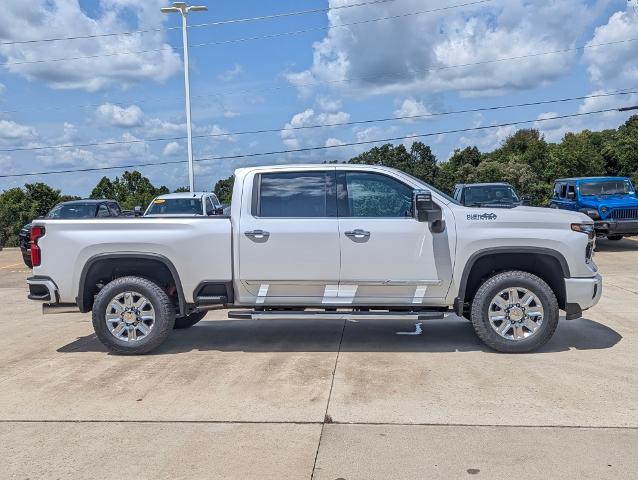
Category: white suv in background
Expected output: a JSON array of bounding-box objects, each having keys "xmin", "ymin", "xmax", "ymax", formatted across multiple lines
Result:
[{"xmin": 144, "ymin": 192, "xmax": 223, "ymax": 217}]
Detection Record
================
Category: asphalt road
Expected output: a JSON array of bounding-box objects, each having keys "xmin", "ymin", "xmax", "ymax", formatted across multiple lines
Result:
[{"xmin": 0, "ymin": 240, "xmax": 637, "ymax": 479}]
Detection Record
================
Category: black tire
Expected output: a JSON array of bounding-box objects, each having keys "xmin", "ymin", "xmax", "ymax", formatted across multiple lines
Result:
[
  {"xmin": 92, "ymin": 276, "xmax": 175, "ymax": 355},
  {"xmin": 22, "ymin": 251, "xmax": 32, "ymax": 269},
  {"xmin": 470, "ymin": 270, "xmax": 559, "ymax": 353},
  {"xmin": 174, "ymin": 311, "xmax": 207, "ymax": 329},
  {"xmin": 607, "ymin": 235, "xmax": 623, "ymax": 241}
]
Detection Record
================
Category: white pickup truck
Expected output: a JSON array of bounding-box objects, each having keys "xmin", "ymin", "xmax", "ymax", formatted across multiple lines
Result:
[{"xmin": 26, "ymin": 164, "xmax": 602, "ymax": 354}]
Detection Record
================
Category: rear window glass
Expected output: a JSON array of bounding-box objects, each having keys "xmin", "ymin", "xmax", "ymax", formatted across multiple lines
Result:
[
  {"xmin": 258, "ymin": 171, "xmax": 334, "ymax": 217},
  {"xmin": 146, "ymin": 198, "xmax": 203, "ymax": 215},
  {"xmin": 46, "ymin": 204, "xmax": 97, "ymax": 219}
]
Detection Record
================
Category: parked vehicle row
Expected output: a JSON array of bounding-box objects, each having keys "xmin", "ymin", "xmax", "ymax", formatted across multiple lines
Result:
[
  {"xmin": 455, "ymin": 176, "xmax": 638, "ymax": 240},
  {"xmin": 26, "ymin": 164, "xmax": 601, "ymax": 355}
]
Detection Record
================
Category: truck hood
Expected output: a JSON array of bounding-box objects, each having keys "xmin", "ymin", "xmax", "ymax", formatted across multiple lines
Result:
[
  {"xmin": 456, "ymin": 205, "xmax": 591, "ymax": 225},
  {"xmin": 579, "ymin": 195, "xmax": 638, "ymax": 209}
]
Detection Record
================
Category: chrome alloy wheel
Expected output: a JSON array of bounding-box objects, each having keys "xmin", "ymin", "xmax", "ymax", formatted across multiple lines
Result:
[
  {"xmin": 105, "ymin": 291, "xmax": 155, "ymax": 342},
  {"xmin": 488, "ymin": 287, "xmax": 544, "ymax": 341}
]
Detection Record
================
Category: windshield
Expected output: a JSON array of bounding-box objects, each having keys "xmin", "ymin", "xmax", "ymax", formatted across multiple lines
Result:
[
  {"xmin": 398, "ymin": 172, "xmax": 459, "ymax": 204},
  {"xmin": 579, "ymin": 180, "xmax": 634, "ymax": 196},
  {"xmin": 46, "ymin": 203, "xmax": 97, "ymax": 219},
  {"xmin": 145, "ymin": 198, "xmax": 203, "ymax": 215},
  {"xmin": 464, "ymin": 185, "xmax": 520, "ymax": 205}
]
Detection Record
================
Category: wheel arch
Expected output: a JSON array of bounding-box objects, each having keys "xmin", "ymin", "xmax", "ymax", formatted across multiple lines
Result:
[
  {"xmin": 78, "ymin": 253, "xmax": 186, "ymax": 315},
  {"xmin": 455, "ymin": 247, "xmax": 570, "ymax": 315}
]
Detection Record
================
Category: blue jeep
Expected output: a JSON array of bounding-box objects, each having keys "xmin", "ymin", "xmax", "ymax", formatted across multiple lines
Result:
[{"xmin": 550, "ymin": 177, "xmax": 638, "ymax": 240}]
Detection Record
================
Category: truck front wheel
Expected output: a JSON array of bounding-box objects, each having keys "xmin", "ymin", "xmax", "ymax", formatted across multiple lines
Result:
[
  {"xmin": 470, "ymin": 271, "xmax": 559, "ymax": 353},
  {"xmin": 92, "ymin": 276, "xmax": 175, "ymax": 355}
]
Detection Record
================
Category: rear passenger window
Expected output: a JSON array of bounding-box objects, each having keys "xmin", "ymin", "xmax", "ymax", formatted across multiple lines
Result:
[{"xmin": 257, "ymin": 171, "xmax": 336, "ymax": 218}]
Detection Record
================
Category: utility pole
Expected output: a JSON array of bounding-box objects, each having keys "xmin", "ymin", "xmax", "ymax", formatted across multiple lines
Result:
[{"xmin": 161, "ymin": 2, "xmax": 208, "ymax": 192}]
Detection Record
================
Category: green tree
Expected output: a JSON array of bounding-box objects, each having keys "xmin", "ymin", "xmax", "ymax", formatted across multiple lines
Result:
[
  {"xmin": 214, "ymin": 175, "xmax": 235, "ymax": 204},
  {"xmin": 90, "ymin": 171, "xmax": 169, "ymax": 210},
  {"xmin": 90, "ymin": 177, "xmax": 116, "ymax": 200}
]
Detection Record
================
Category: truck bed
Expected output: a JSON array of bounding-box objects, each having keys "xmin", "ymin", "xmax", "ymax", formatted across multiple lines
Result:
[{"xmin": 33, "ymin": 217, "xmax": 232, "ymax": 305}]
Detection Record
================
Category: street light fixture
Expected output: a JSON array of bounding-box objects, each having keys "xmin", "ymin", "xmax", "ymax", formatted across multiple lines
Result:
[{"xmin": 161, "ymin": 2, "xmax": 208, "ymax": 192}]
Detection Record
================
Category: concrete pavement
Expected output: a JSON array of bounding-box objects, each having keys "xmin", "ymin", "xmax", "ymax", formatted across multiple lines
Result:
[{"xmin": 0, "ymin": 239, "xmax": 637, "ymax": 479}]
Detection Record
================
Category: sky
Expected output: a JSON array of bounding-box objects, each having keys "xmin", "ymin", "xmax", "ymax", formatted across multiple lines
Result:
[{"xmin": 0, "ymin": 0, "xmax": 637, "ymax": 195}]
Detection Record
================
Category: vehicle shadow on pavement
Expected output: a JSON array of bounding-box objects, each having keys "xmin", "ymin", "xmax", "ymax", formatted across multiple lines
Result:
[
  {"xmin": 595, "ymin": 238, "xmax": 638, "ymax": 252},
  {"xmin": 57, "ymin": 316, "xmax": 621, "ymax": 355}
]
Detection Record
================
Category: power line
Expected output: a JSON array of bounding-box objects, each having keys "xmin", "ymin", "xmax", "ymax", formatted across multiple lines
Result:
[
  {"xmin": 0, "ymin": 0, "xmax": 491, "ymax": 66},
  {"xmin": 0, "ymin": 87, "xmax": 638, "ymax": 153},
  {"xmin": 1, "ymin": 89, "xmax": 636, "ymax": 153},
  {"xmin": 0, "ymin": 0, "xmax": 396, "ymax": 46},
  {"xmin": 0, "ymin": 107, "xmax": 633, "ymax": 179}
]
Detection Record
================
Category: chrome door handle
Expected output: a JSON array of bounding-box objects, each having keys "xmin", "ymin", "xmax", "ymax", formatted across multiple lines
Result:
[
  {"xmin": 345, "ymin": 229, "xmax": 370, "ymax": 239},
  {"xmin": 245, "ymin": 229, "xmax": 270, "ymax": 239}
]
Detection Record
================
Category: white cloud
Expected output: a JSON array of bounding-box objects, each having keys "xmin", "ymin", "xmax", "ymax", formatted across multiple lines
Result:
[
  {"xmin": 0, "ymin": 119, "xmax": 38, "ymax": 141},
  {"xmin": 217, "ymin": 64, "xmax": 243, "ymax": 81},
  {"xmin": 584, "ymin": 9, "xmax": 638, "ymax": 88},
  {"xmin": 0, "ymin": 0, "xmax": 181, "ymax": 92},
  {"xmin": 316, "ymin": 96, "xmax": 343, "ymax": 112},
  {"xmin": 287, "ymin": 0, "xmax": 597, "ymax": 97},
  {"xmin": 325, "ymin": 137, "xmax": 345, "ymax": 147},
  {"xmin": 459, "ymin": 113, "xmax": 516, "ymax": 150},
  {"xmin": 96, "ymin": 103, "xmax": 145, "ymax": 128},
  {"xmin": 163, "ymin": 141, "xmax": 183, "ymax": 156},
  {"xmin": 394, "ymin": 97, "xmax": 432, "ymax": 119}
]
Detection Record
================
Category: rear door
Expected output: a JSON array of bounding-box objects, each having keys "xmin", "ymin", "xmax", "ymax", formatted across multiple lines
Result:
[
  {"xmin": 237, "ymin": 169, "xmax": 340, "ymax": 305},
  {"xmin": 336, "ymin": 170, "xmax": 453, "ymax": 305}
]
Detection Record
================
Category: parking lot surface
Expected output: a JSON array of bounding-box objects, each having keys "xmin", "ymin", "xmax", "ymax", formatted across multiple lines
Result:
[{"xmin": 1, "ymin": 241, "xmax": 637, "ymax": 479}]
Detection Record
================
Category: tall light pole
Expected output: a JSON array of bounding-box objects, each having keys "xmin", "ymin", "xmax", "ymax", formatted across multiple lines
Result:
[{"xmin": 161, "ymin": 2, "xmax": 208, "ymax": 192}]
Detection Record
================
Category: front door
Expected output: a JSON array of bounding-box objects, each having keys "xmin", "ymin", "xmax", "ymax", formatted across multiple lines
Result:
[
  {"xmin": 336, "ymin": 170, "xmax": 453, "ymax": 306},
  {"xmin": 238, "ymin": 169, "xmax": 340, "ymax": 305}
]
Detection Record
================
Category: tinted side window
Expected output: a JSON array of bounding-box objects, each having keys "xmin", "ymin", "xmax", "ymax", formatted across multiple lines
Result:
[
  {"xmin": 108, "ymin": 203, "xmax": 121, "ymax": 216},
  {"xmin": 258, "ymin": 171, "xmax": 336, "ymax": 218},
  {"xmin": 342, "ymin": 172, "xmax": 413, "ymax": 218},
  {"xmin": 97, "ymin": 204, "xmax": 110, "ymax": 217},
  {"xmin": 205, "ymin": 197, "xmax": 215, "ymax": 215},
  {"xmin": 567, "ymin": 184, "xmax": 576, "ymax": 198}
]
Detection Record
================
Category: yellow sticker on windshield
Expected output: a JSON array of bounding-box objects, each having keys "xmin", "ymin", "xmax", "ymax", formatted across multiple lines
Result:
[{"xmin": 153, "ymin": 199, "xmax": 166, "ymax": 204}]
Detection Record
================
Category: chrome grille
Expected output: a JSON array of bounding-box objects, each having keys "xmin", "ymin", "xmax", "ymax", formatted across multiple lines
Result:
[{"xmin": 608, "ymin": 208, "xmax": 638, "ymax": 220}]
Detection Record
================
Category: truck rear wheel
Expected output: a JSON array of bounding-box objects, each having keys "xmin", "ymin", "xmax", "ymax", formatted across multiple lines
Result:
[
  {"xmin": 92, "ymin": 276, "xmax": 175, "ymax": 355},
  {"xmin": 607, "ymin": 235, "xmax": 623, "ymax": 241},
  {"xmin": 470, "ymin": 270, "xmax": 559, "ymax": 353},
  {"xmin": 174, "ymin": 311, "xmax": 207, "ymax": 329}
]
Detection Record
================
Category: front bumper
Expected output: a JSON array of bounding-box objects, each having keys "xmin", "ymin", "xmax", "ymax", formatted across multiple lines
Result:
[
  {"xmin": 564, "ymin": 274, "xmax": 602, "ymax": 319},
  {"xmin": 594, "ymin": 219, "xmax": 638, "ymax": 236}
]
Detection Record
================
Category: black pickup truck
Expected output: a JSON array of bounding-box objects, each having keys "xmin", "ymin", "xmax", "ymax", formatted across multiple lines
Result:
[{"xmin": 19, "ymin": 199, "xmax": 125, "ymax": 268}]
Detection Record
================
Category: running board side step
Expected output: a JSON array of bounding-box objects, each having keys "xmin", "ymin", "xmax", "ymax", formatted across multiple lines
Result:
[{"xmin": 228, "ymin": 310, "xmax": 446, "ymax": 321}]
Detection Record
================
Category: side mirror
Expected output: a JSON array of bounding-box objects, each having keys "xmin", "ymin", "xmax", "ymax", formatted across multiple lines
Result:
[
  {"xmin": 413, "ymin": 190, "xmax": 443, "ymax": 224},
  {"xmin": 521, "ymin": 195, "xmax": 531, "ymax": 206},
  {"xmin": 133, "ymin": 206, "xmax": 143, "ymax": 216},
  {"xmin": 566, "ymin": 191, "xmax": 576, "ymax": 201}
]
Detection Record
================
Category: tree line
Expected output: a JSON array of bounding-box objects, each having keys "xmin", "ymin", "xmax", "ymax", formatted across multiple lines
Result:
[{"xmin": 1, "ymin": 115, "xmax": 637, "ymax": 247}]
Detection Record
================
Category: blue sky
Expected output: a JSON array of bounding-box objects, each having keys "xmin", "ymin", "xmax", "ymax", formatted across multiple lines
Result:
[{"xmin": 0, "ymin": 0, "xmax": 637, "ymax": 195}]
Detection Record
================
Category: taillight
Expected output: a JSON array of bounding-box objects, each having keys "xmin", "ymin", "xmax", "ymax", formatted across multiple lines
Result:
[{"xmin": 30, "ymin": 226, "xmax": 45, "ymax": 267}]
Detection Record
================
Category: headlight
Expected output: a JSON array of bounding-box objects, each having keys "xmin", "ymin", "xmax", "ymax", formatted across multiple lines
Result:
[
  {"xmin": 580, "ymin": 208, "xmax": 600, "ymax": 220},
  {"xmin": 601, "ymin": 206, "xmax": 609, "ymax": 214},
  {"xmin": 571, "ymin": 223, "xmax": 595, "ymax": 239}
]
